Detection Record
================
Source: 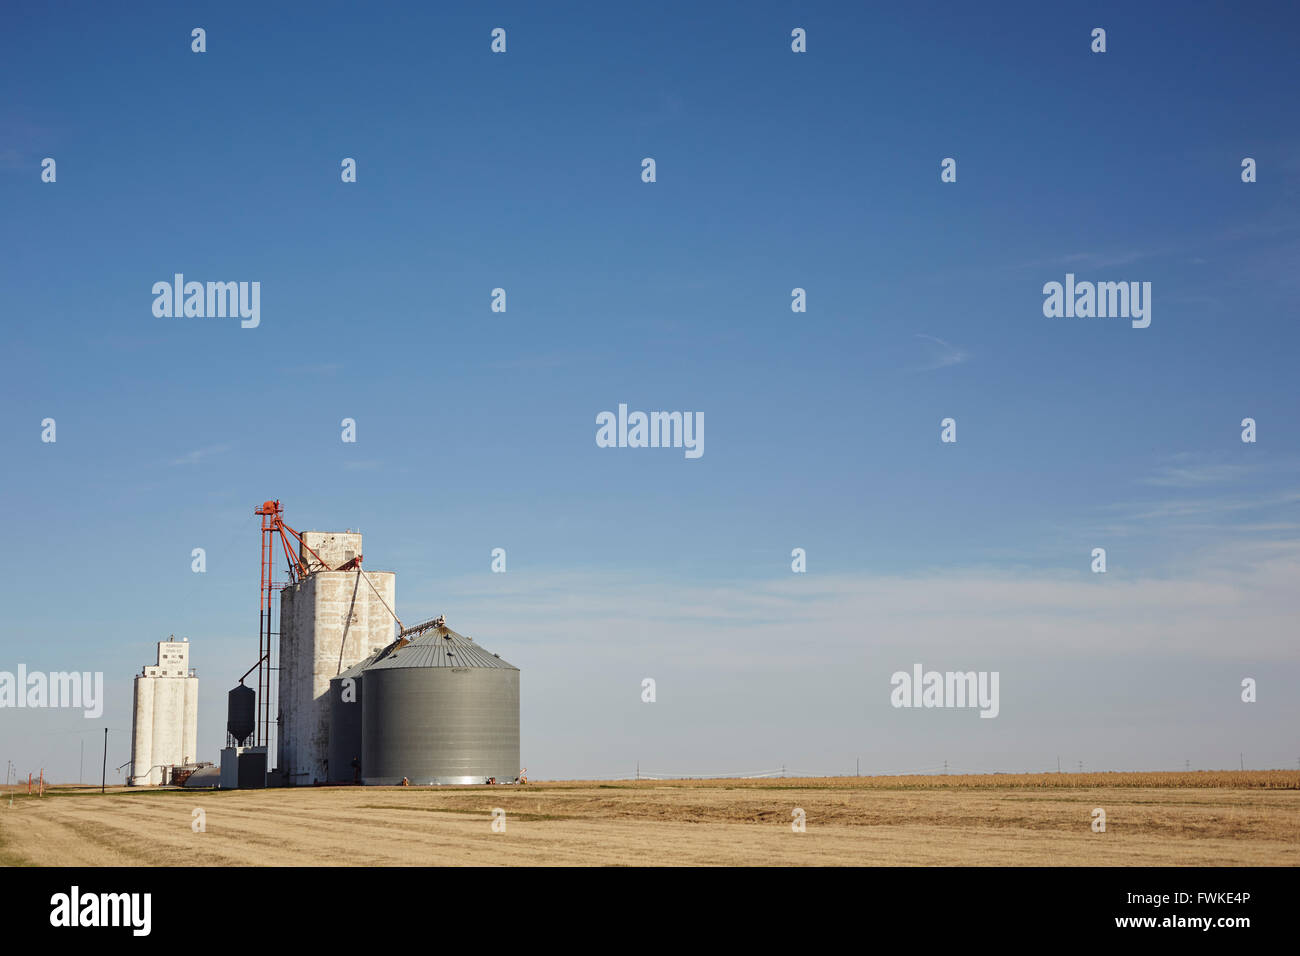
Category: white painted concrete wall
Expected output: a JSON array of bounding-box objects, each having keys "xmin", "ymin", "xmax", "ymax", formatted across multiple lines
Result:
[
  {"xmin": 183, "ymin": 677, "xmax": 198, "ymax": 765},
  {"xmin": 128, "ymin": 639, "xmax": 199, "ymax": 785},
  {"xmin": 276, "ymin": 543, "xmax": 395, "ymax": 785},
  {"xmin": 299, "ymin": 531, "xmax": 363, "ymax": 573},
  {"xmin": 130, "ymin": 676, "xmax": 153, "ymax": 785}
]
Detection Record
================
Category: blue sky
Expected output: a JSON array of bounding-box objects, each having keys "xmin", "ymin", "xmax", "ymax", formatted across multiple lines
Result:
[{"xmin": 2, "ymin": 2, "xmax": 1298, "ymax": 781}]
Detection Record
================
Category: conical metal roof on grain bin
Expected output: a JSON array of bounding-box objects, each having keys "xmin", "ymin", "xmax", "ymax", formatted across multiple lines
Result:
[{"xmin": 365, "ymin": 624, "xmax": 517, "ymax": 672}]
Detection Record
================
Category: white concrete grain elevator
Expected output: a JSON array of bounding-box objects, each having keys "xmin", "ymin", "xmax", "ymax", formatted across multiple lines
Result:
[
  {"xmin": 276, "ymin": 530, "xmax": 395, "ymax": 784},
  {"xmin": 128, "ymin": 637, "xmax": 198, "ymax": 785}
]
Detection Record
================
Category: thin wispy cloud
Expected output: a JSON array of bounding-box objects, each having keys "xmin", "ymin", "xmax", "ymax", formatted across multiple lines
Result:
[
  {"xmin": 1004, "ymin": 249, "xmax": 1159, "ymax": 272},
  {"xmin": 169, "ymin": 444, "xmax": 232, "ymax": 466},
  {"xmin": 1140, "ymin": 463, "xmax": 1252, "ymax": 487},
  {"xmin": 484, "ymin": 350, "xmax": 595, "ymax": 371},
  {"xmin": 1058, "ymin": 250, "xmax": 1151, "ymax": 268},
  {"xmin": 1133, "ymin": 491, "xmax": 1300, "ymax": 521},
  {"xmin": 1004, "ymin": 218, "xmax": 1300, "ymax": 276},
  {"xmin": 909, "ymin": 334, "xmax": 969, "ymax": 372},
  {"xmin": 289, "ymin": 362, "xmax": 343, "ymax": 374},
  {"xmin": 406, "ymin": 541, "xmax": 1300, "ymax": 661}
]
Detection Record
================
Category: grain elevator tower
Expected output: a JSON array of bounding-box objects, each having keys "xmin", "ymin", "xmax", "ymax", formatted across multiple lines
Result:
[
  {"xmin": 276, "ymin": 531, "xmax": 396, "ymax": 784},
  {"xmin": 128, "ymin": 637, "xmax": 198, "ymax": 785}
]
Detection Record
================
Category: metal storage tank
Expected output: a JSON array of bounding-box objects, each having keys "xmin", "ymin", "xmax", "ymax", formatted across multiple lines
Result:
[
  {"xmin": 326, "ymin": 651, "xmax": 379, "ymax": 783},
  {"xmin": 361, "ymin": 621, "xmax": 519, "ymax": 785},
  {"xmin": 227, "ymin": 683, "xmax": 256, "ymax": 745}
]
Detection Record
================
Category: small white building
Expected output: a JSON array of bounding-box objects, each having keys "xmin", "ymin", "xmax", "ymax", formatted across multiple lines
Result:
[{"xmin": 128, "ymin": 637, "xmax": 199, "ymax": 785}]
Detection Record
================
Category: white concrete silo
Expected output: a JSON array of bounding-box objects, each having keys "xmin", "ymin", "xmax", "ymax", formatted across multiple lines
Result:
[
  {"xmin": 276, "ymin": 532, "xmax": 396, "ymax": 785},
  {"xmin": 128, "ymin": 638, "xmax": 199, "ymax": 785}
]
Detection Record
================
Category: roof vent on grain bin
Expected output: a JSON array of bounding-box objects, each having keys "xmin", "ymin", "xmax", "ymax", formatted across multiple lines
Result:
[{"xmin": 357, "ymin": 617, "xmax": 521, "ymax": 786}]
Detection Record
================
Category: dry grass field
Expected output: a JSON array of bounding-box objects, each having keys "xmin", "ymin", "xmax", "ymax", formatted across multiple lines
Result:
[{"xmin": 2, "ymin": 772, "xmax": 1297, "ymax": 866}]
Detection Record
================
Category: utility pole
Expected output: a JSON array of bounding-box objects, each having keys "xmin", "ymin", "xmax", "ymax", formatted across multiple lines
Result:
[
  {"xmin": 856, "ymin": 757, "xmax": 859, "ymax": 777},
  {"xmin": 1240, "ymin": 753, "xmax": 1244, "ymax": 772},
  {"xmin": 1057, "ymin": 755, "xmax": 1061, "ymax": 774},
  {"xmin": 101, "ymin": 727, "xmax": 108, "ymax": 794}
]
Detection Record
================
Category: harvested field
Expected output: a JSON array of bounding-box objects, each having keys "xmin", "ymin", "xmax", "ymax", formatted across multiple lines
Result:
[{"xmin": 2, "ymin": 772, "xmax": 1297, "ymax": 866}]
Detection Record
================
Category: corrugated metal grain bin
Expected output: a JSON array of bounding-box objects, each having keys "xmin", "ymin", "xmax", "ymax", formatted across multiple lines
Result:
[
  {"xmin": 326, "ymin": 651, "xmax": 378, "ymax": 783},
  {"xmin": 360, "ymin": 623, "xmax": 519, "ymax": 785}
]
